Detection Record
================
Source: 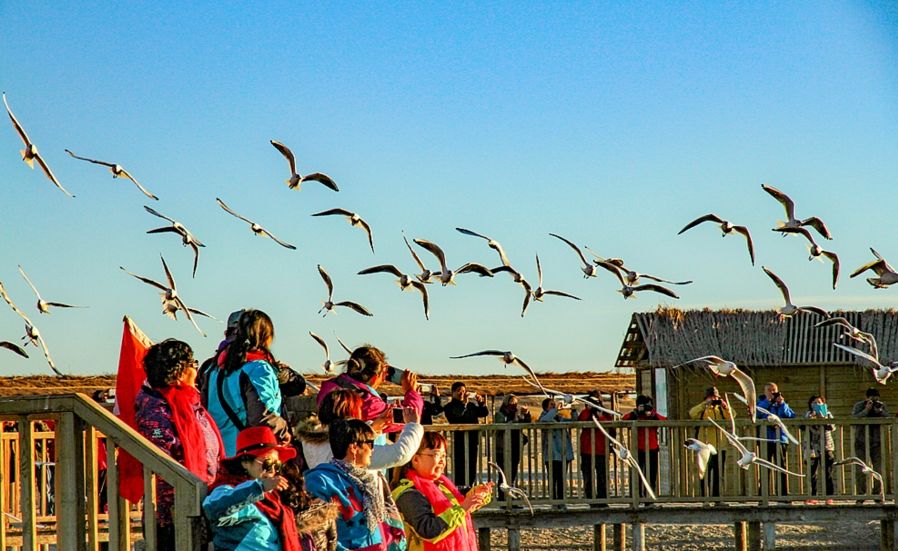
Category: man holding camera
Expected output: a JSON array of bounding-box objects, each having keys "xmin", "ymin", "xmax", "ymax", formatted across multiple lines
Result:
[
  {"xmin": 445, "ymin": 382, "xmax": 489, "ymax": 489},
  {"xmin": 622, "ymin": 395, "xmax": 667, "ymax": 499},
  {"xmin": 851, "ymin": 387, "xmax": 889, "ymax": 501},
  {"xmin": 756, "ymin": 382, "xmax": 795, "ymax": 497},
  {"xmin": 689, "ymin": 386, "xmax": 730, "ymax": 499}
]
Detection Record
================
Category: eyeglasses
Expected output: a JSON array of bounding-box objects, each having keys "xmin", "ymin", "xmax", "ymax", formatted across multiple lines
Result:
[
  {"xmin": 417, "ymin": 451, "xmax": 446, "ymax": 461},
  {"xmin": 355, "ymin": 439, "xmax": 375, "ymax": 448},
  {"xmin": 255, "ymin": 457, "xmax": 283, "ymax": 473},
  {"xmin": 184, "ymin": 359, "xmax": 199, "ymax": 370}
]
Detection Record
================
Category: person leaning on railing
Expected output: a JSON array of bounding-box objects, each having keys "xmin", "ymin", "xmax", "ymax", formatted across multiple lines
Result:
[
  {"xmin": 851, "ymin": 387, "xmax": 889, "ymax": 502},
  {"xmin": 538, "ymin": 398, "xmax": 574, "ymax": 508},
  {"xmin": 802, "ymin": 395, "xmax": 835, "ymax": 505},
  {"xmin": 494, "ymin": 394, "xmax": 532, "ymax": 502},
  {"xmin": 688, "ymin": 386, "xmax": 729, "ymax": 499},
  {"xmin": 756, "ymin": 382, "xmax": 795, "ymax": 497},
  {"xmin": 622, "ymin": 395, "xmax": 667, "ymax": 499},
  {"xmin": 135, "ymin": 339, "xmax": 224, "ymax": 548}
]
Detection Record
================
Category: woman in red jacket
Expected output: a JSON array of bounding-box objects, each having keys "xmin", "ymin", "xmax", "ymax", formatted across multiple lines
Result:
[
  {"xmin": 621, "ymin": 395, "xmax": 666, "ymax": 498},
  {"xmin": 577, "ymin": 390, "xmax": 615, "ymax": 506}
]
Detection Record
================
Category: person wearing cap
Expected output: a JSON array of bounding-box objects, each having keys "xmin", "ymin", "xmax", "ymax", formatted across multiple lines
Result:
[
  {"xmin": 577, "ymin": 390, "xmax": 614, "ymax": 506},
  {"xmin": 851, "ymin": 387, "xmax": 889, "ymax": 501},
  {"xmin": 198, "ymin": 308, "xmax": 245, "ymax": 405},
  {"xmin": 206, "ymin": 310, "xmax": 294, "ymax": 455},
  {"xmin": 203, "ymin": 426, "xmax": 300, "ymax": 550},
  {"xmin": 688, "ymin": 386, "xmax": 730, "ymax": 499},
  {"xmin": 305, "ymin": 419, "xmax": 407, "ymax": 551},
  {"xmin": 135, "ymin": 339, "xmax": 224, "ymax": 547}
]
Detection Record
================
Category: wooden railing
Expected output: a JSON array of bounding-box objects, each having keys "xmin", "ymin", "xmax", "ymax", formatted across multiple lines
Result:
[
  {"xmin": 0, "ymin": 393, "xmax": 206, "ymax": 550},
  {"xmin": 436, "ymin": 417, "xmax": 897, "ymax": 508}
]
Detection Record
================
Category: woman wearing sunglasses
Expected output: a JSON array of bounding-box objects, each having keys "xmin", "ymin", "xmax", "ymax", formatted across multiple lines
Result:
[
  {"xmin": 391, "ymin": 432, "xmax": 493, "ymax": 551},
  {"xmin": 135, "ymin": 339, "xmax": 223, "ymax": 547},
  {"xmin": 204, "ymin": 426, "xmax": 304, "ymax": 550},
  {"xmin": 306, "ymin": 419, "xmax": 407, "ymax": 550}
]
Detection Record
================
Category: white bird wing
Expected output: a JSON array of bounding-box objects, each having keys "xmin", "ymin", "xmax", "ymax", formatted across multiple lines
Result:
[
  {"xmin": 761, "ymin": 184, "xmax": 796, "ymax": 221},
  {"xmin": 34, "ymin": 153, "xmax": 74, "ymax": 197},
  {"xmin": 413, "ymin": 239, "xmax": 448, "ymax": 273},
  {"xmin": 143, "ymin": 205, "xmax": 177, "ymax": 224},
  {"xmin": 3, "ymin": 93, "xmax": 32, "ymax": 146},
  {"xmin": 732, "ymin": 226, "xmax": 755, "ymax": 265},
  {"xmin": 17, "ymin": 265, "xmax": 43, "ymax": 301},
  {"xmin": 625, "ymin": 455, "xmax": 657, "ymax": 500},
  {"xmin": 318, "ymin": 265, "xmax": 334, "ymax": 301},
  {"xmin": 707, "ymin": 417, "xmax": 748, "ymax": 455},
  {"xmin": 335, "ymin": 301, "xmax": 373, "ymax": 316},
  {"xmin": 174, "ymin": 296, "xmax": 207, "ymax": 337},
  {"xmin": 677, "ymin": 213, "xmax": 726, "ymax": 234},
  {"xmin": 118, "ymin": 168, "xmax": 158, "ymax": 200},
  {"xmin": 456, "ymin": 227, "xmax": 491, "ymax": 241},
  {"xmin": 753, "ymin": 456, "xmax": 804, "ymax": 477},
  {"xmin": 64, "ymin": 149, "xmax": 115, "ymax": 167},
  {"xmin": 216, "ymin": 198, "xmax": 256, "ymax": 226},
  {"xmin": 728, "ymin": 367, "xmax": 757, "ymax": 423},
  {"xmin": 535, "ymin": 253, "xmax": 543, "ymax": 287},
  {"xmin": 270, "ymin": 140, "xmax": 296, "ymax": 175},
  {"xmin": 450, "ymin": 350, "xmax": 507, "ymax": 359},
  {"xmin": 404, "ymin": 235, "xmax": 428, "ymax": 272},
  {"xmin": 120, "ymin": 267, "xmax": 168, "ymax": 292},
  {"xmin": 834, "ymin": 342, "xmax": 882, "ymax": 369},
  {"xmin": 549, "ymin": 233, "xmax": 591, "ymax": 269},
  {"xmin": 595, "ymin": 261, "xmax": 627, "ymax": 286},
  {"xmin": 160, "ymin": 255, "xmax": 177, "ymax": 291},
  {"xmin": 309, "ymin": 332, "xmax": 330, "ymax": 360},
  {"xmin": 591, "ymin": 417, "xmax": 627, "ymax": 453},
  {"xmin": 358, "ymin": 264, "xmax": 404, "ymax": 278},
  {"xmin": 34, "ymin": 330, "xmax": 62, "ymax": 376},
  {"xmin": 410, "ymin": 280, "xmax": 429, "ymax": 320},
  {"xmin": 0, "ymin": 281, "xmax": 33, "ymax": 325},
  {"xmin": 258, "ymin": 227, "xmax": 297, "ymax": 250},
  {"xmin": 834, "ymin": 456, "xmax": 868, "ymax": 468},
  {"xmin": 487, "ymin": 461, "xmax": 509, "ymax": 487},
  {"xmin": 762, "ymin": 266, "xmax": 792, "ymax": 306},
  {"xmin": 336, "ymin": 336, "xmax": 353, "ymax": 355}
]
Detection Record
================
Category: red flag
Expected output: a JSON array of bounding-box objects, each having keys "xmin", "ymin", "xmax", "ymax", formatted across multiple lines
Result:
[{"xmin": 114, "ymin": 316, "xmax": 154, "ymax": 502}]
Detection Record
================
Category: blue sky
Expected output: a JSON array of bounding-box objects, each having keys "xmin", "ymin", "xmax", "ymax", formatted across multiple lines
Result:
[{"xmin": 1, "ymin": 2, "xmax": 897, "ymax": 378}]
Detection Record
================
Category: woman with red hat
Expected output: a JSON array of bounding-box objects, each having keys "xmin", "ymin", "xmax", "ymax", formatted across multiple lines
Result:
[{"xmin": 204, "ymin": 426, "xmax": 301, "ymax": 550}]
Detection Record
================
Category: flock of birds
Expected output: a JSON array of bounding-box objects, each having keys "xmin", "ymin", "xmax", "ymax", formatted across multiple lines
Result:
[{"xmin": 0, "ymin": 91, "xmax": 893, "ymax": 503}]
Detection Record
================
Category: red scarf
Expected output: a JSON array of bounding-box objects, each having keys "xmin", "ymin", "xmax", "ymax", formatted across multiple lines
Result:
[
  {"xmin": 217, "ymin": 348, "xmax": 274, "ymax": 368},
  {"xmin": 156, "ymin": 384, "xmax": 224, "ymax": 484},
  {"xmin": 210, "ymin": 471, "xmax": 300, "ymax": 551},
  {"xmin": 405, "ymin": 471, "xmax": 477, "ymax": 551}
]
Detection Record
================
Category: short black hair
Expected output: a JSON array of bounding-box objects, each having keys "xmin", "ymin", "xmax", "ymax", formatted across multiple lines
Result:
[
  {"xmin": 866, "ymin": 387, "xmax": 881, "ymax": 398},
  {"xmin": 451, "ymin": 382, "xmax": 466, "ymax": 393},
  {"xmin": 143, "ymin": 339, "xmax": 193, "ymax": 388},
  {"xmin": 329, "ymin": 418, "xmax": 374, "ymax": 460},
  {"xmin": 542, "ymin": 397, "xmax": 553, "ymax": 411}
]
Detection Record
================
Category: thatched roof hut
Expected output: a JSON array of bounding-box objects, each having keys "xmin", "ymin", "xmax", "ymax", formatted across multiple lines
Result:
[{"xmin": 614, "ymin": 307, "xmax": 898, "ymax": 418}]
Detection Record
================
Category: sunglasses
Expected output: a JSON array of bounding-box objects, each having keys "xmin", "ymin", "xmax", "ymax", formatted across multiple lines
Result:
[
  {"xmin": 255, "ymin": 457, "xmax": 283, "ymax": 473},
  {"xmin": 355, "ymin": 439, "xmax": 375, "ymax": 448}
]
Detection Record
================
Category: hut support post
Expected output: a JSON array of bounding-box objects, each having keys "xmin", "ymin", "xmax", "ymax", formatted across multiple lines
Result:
[
  {"xmin": 632, "ymin": 523, "xmax": 646, "ymax": 551},
  {"xmin": 763, "ymin": 523, "xmax": 776, "ymax": 550},
  {"xmin": 593, "ymin": 523, "xmax": 607, "ymax": 551},
  {"xmin": 747, "ymin": 521, "xmax": 762, "ymax": 551},
  {"xmin": 881, "ymin": 520, "xmax": 896, "ymax": 551},
  {"xmin": 734, "ymin": 521, "xmax": 747, "ymax": 551},
  {"xmin": 478, "ymin": 527, "xmax": 491, "ymax": 551},
  {"xmin": 613, "ymin": 524, "xmax": 626, "ymax": 551},
  {"xmin": 507, "ymin": 528, "xmax": 521, "ymax": 551}
]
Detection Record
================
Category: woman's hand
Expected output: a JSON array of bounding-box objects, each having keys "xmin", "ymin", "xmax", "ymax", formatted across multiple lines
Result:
[
  {"xmin": 371, "ymin": 407, "xmax": 391, "ymax": 433},
  {"xmin": 402, "ymin": 406, "xmax": 421, "ymax": 424},
  {"xmin": 401, "ymin": 369, "xmax": 418, "ymax": 395},
  {"xmin": 260, "ymin": 475, "xmax": 289, "ymax": 493},
  {"xmin": 461, "ymin": 483, "xmax": 494, "ymax": 511}
]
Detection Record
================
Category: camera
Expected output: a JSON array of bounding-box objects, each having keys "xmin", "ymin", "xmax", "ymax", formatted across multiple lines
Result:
[
  {"xmin": 466, "ymin": 391, "xmax": 478, "ymax": 401},
  {"xmin": 418, "ymin": 383, "xmax": 435, "ymax": 394},
  {"xmin": 771, "ymin": 392, "xmax": 782, "ymax": 401},
  {"xmin": 710, "ymin": 399, "xmax": 723, "ymax": 407},
  {"xmin": 870, "ymin": 398, "xmax": 885, "ymax": 414},
  {"xmin": 386, "ymin": 366, "xmax": 405, "ymax": 386},
  {"xmin": 392, "ymin": 407, "xmax": 404, "ymax": 423}
]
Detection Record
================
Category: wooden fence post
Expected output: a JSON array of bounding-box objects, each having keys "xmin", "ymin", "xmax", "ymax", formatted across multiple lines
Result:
[
  {"xmin": 593, "ymin": 523, "xmax": 607, "ymax": 551},
  {"xmin": 478, "ymin": 527, "xmax": 491, "ymax": 551},
  {"xmin": 633, "ymin": 523, "xmax": 646, "ymax": 551},
  {"xmin": 747, "ymin": 521, "xmax": 762, "ymax": 551},
  {"xmin": 734, "ymin": 521, "xmax": 747, "ymax": 551},
  {"xmin": 613, "ymin": 524, "xmax": 626, "ymax": 551}
]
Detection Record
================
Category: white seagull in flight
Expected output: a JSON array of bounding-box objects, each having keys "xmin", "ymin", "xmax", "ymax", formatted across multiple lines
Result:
[{"xmin": 3, "ymin": 93, "xmax": 73, "ymax": 197}]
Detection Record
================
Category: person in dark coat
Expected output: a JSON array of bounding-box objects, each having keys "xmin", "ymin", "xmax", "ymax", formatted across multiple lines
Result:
[
  {"xmin": 493, "ymin": 394, "xmax": 531, "ymax": 501},
  {"xmin": 443, "ymin": 382, "xmax": 488, "ymax": 490}
]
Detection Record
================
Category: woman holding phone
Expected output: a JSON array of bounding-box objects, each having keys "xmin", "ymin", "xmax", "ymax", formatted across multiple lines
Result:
[{"xmin": 317, "ymin": 345, "xmax": 423, "ymax": 426}]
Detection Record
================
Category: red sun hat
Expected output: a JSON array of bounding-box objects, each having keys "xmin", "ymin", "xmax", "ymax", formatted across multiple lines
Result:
[{"xmin": 225, "ymin": 426, "xmax": 296, "ymax": 462}]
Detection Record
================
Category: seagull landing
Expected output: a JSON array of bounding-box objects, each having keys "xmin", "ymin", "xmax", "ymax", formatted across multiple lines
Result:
[
  {"xmin": 269, "ymin": 140, "xmax": 339, "ymax": 192},
  {"xmin": 120, "ymin": 255, "xmax": 215, "ymax": 336},
  {"xmin": 312, "ymin": 208, "xmax": 374, "ymax": 253},
  {"xmin": 761, "ymin": 184, "xmax": 832, "ymax": 240},
  {"xmin": 676, "ymin": 355, "xmax": 757, "ymax": 422},
  {"xmin": 549, "ymin": 233, "xmax": 598, "ymax": 278},
  {"xmin": 18, "ymin": 265, "xmax": 85, "ymax": 314},
  {"xmin": 317, "ymin": 265, "xmax": 373, "ymax": 317},
  {"xmin": 833, "ymin": 343, "xmax": 898, "ymax": 385},
  {"xmin": 850, "ymin": 248, "xmax": 898, "ymax": 289},
  {"xmin": 357, "ymin": 264, "xmax": 429, "ymax": 320},
  {"xmin": 684, "ymin": 438, "xmax": 717, "ymax": 480},
  {"xmin": 65, "ymin": 149, "xmax": 158, "ymax": 200},
  {"xmin": 761, "ymin": 266, "xmax": 829, "ymax": 319},
  {"xmin": 3, "ymin": 93, "xmax": 73, "ymax": 197},
  {"xmin": 216, "ymin": 197, "xmax": 297, "ymax": 250},
  {"xmin": 0, "ymin": 281, "xmax": 61, "ymax": 375},
  {"xmin": 835, "ymin": 457, "xmax": 885, "ymax": 499},
  {"xmin": 677, "ymin": 213, "xmax": 755, "ymax": 265},
  {"xmin": 144, "ymin": 206, "xmax": 205, "ymax": 278},
  {"xmin": 455, "ymin": 228, "xmax": 512, "ymax": 267},
  {"xmin": 486, "ymin": 461, "xmax": 533, "ymax": 515},
  {"xmin": 413, "ymin": 238, "xmax": 494, "ymax": 286}
]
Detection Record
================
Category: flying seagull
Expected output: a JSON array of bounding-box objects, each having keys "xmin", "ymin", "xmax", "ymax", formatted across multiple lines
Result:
[
  {"xmin": 708, "ymin": 417, "xmax": 804, "ymax": 477},
  {"xmin": 309, "ymin": 332, "xmax": 335, "ymax": 374},
  {"xmin": 0, "ymin": 341, "xmax": 28, "ymax": 358},
  {"xmin": 65, "ymin": 149, "xmax": 158, "ymax": 200},
  {"xmin": 521, "ymin": 377, "xmax": 621, "ymax": 417},
  {"xmin": 834, "ymin": 457, "xmax": 884, "ymax": 499},
  {"xmin": 3, "ymin": 93, "xmax": 73, "ymax": 197},
  {"xmin": 595, "ymin": 260, "xmax": 680, "ymax": 300},
  {"xmin": 18, "ymin": 265, "xmax": 85, "ymax": 314},
  {"xmin": 269, "ymin": 140, "xmax": 339, "ymax": 192},
  {"xmin": 489, "ymin": 265, "xmax": 533, "ymax": 317},
  {"xmin": 675, "ymin": 355, "xmax": 757, "ymax": 422},
  {"xmin": 730, "ymin": 393, "xmax": 800, "ymax": 445},
  {"xmin": 815, "ymin": 317, "xmax": 877, "ymax": 358},
  {"xmin": 761, "ymin": 184, "xmax": 832, "ymax": 240},
  {"xmin": 684, "ymin": 438, "xmax": 717, "ymax": 481},
  {"xmin": 833, "ymin": 343, "xmax": 898, "ymax": 385},
  {"xmin": 120, "ymin": 255, "xmax": 215, "ymax": 336},
  {"xmin": 312, "ymin": 208, "xmax": 374, "ymax": 253},
  {"xmin": 549, "ymin": 233, "xmax": 598, "ymax": 278},
  {"xmin": 317, "ymin": 265, "xmax": 373, "ymax": 317},
  {"xmin": 590, "ymin": 418, "xmax": 657, "ymax": 500},
  {"xmin": 403, "ymin": 234, "xmax": 436, "ymax": 284},
  {"xmin": 531, "ymin": 254, "xmax": 580, "ymax": 304},
  {"xmin": 455, "ymin": 228, "xmax": 512, "ymax": 267},
  {"xmin": 677, "ymin": 213, "xmax": 755, "ymax": 265},
  {"xmin": 0, "ymin": 281, "xmax": 61, "ymax": 375},
  {"xmin": 144, "ymin": 206, "xmax": 205, "ymax": 278},
  {"xmin": 776, "ymin": 226, "xmax": 840, "ymax": 289},
  {"xmin": 216, "ymin": 197, "xmax": 297, "ymax": 250},
  {"xmin": 486, "ymin": 461, "xmax": 533, "ymax": 515},
  {"xmin": 584, "ymin": 247, "xmax": 691, "ymax": 287},
  {"xmin": 850, "ymin": 248, "xmax": 898, "ymax": 289},
  {"xmin": 357, "ymin": 264, "xmax": 429, "ymax": 320},
  {"xmin": 413, "ymin": 238, "xmax": 494, "ymax": 286},
  {"xmin": 450, "ymin": 350, "xmax": 547, "ymax": 395},
  {"xmin": 762, "ymin": 266, "xmax": 829, "ymax": 318}
]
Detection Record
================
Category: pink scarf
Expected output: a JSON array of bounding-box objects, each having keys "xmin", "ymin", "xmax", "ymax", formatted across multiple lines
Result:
[
  {"xmin": 156, "ymin": 384, "xmax": 224, "ymax": 483},
  {"xmin": 405, "ymin": 471, "xmax": 478, "ymax": 551}
]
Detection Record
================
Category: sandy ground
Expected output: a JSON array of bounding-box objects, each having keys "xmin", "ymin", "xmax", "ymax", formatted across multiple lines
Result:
[{"xmin": 488, "ymin": 519, "xmax": 882, "ymax": 550}]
